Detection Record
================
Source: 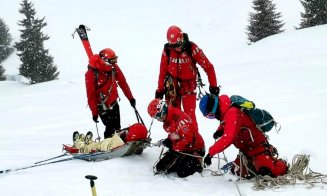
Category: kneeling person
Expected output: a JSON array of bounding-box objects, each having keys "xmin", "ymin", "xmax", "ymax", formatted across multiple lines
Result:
[
  {"xmin": 200, "ymin": 94, "xmax": 288, "ymax": 178},
  {"xmin": 148, "ymin": 99, "xmax": 205, "ymax": 178}
]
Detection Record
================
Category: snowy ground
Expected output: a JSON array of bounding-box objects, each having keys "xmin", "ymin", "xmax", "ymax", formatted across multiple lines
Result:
[{"xmin": 1, "ymin": 0, "xmax": 327, "ymax": 195}]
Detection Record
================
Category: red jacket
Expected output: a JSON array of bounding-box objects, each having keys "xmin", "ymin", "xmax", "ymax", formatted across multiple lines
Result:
[
  {"xmin": 157, "ymin": 42, "xmax": 217, "ymax": 94},
  {"xmin": 163, "ymin": 106, "xmax": 205, "ymax": 152},
  {"xmin": 85, "ymin": 54, "xmax": 134, "ymax": 116},
  {"xmin": 208, "ymin": 95, "xmax": 267, "ymax": 157}
]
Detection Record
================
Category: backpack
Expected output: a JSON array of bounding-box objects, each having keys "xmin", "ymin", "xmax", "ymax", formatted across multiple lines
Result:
[
  {"xmin": 87, "ymin": 65, "xmax": 116, "ymax": 90},
  {"xmin": 230, "ymin": 95, "xmax": 278, "ymax": 133}
]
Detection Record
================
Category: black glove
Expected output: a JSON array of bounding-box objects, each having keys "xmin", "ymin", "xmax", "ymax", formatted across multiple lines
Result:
[
  {"xmin": 129, "ymin": 98, "xmax": 136, "ymax": 108},
  {"xmin": 161, "ymin": 138, "xmax": 172, "ymax": 149},
  {"xmin": 155, "ymin": 90, "xmax": 164, "ymax": 99},
  {"xmin": 209, "ymin": 86, "xmax": 220, "ymax": 96},
  {"xmin": 92, "ymin": 115, "xmax": 99, "ymax": 123},
  {"xmin": 213, "ymin": 130, "xmax": 223, "ymax": 139},
  {"xmin": 204, "ymin": 154, "xmax": 212, "ymax": 167}
]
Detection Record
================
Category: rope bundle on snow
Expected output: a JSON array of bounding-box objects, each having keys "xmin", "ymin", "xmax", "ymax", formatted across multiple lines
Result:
[{"xmin": 253, "ymin": 154, "xmax": 327, "ymax": 190}]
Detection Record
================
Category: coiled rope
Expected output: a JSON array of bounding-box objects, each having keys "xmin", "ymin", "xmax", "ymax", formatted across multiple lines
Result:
[{"xmin": 253, "ymin": 154, "xmax": 327, "ymax": 190}]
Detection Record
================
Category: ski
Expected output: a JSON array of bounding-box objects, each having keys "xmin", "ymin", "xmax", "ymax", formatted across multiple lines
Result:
[
  {"xmin": 34, "ymin": 153, "xmax": 69, "ymax": 164},
  {"xmin": 73, "ymin": 24, "xmax": 94, "ymax": 60},
  {"xmin": 0, "ymin": 152, "xmax": 106, "ymax": 175}
]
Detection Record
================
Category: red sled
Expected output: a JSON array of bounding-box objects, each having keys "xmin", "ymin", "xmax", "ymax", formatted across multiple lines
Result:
[{"xmin": 62, "ymin": 144, "xmax": 79, "ymax": 154}]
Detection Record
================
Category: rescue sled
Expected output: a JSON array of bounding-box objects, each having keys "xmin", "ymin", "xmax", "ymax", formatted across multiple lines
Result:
[{"xmin": 63, "ymin": 138, "xmax": 151, "ymax": 162}]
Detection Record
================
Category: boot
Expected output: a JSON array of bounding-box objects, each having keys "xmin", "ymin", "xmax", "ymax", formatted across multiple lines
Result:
[
  {"xmin": 79, "ymin": 133, "xmax": 85, "ymax": 141},
  {"xmin": 73, "ymin": 131, "xmax": 79, "ymax": 142},
  {"xmin": 85, "ymin": 131, "xmax": 93, "ymax": 144}
]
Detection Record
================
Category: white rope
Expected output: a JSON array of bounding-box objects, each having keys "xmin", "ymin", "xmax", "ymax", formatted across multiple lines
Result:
[{"xmin": 253, "ymin": 154, "xmax": 327, "ymax": 190}]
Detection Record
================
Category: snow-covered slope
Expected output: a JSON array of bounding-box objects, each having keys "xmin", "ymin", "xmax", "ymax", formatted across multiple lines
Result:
[{"xmin": 0, "ymin": 0, "xmax": 326, "ymax": 195}]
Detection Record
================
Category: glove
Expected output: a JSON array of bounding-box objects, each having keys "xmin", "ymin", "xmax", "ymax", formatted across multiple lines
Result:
[
  {"xmin": 213, "ymin": 130, "xmax": 223, "ymax": 139},
  {"xmin": 209, "ymin": 86, "xmax": 220, "ymax": 96},
  {"xmin": 129, "ymin": 98, "xmax": 136, "ymax": 108},
  {"xmin": 161, "ymin": 138, "xmax": 172, "ymax": 149},
  {"xmin": 155, "ymin": 90, "xmax": 164, "ymax": 99},
  {"xmin": 204, "ymin": 154, "xmax": 212, "ymax": 167},
  {"xmin": 92, "ymin": 115, "xmax": 99, "ymax": 123}
]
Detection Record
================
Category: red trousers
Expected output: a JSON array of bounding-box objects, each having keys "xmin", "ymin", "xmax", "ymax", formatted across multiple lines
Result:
[
  {"xmin": 232, "ymin": 153, "xmax": 288, "ymax": 178},
  {"xmin": 168, "ymin": 93, "xmax": 198, "ymax": 131}
]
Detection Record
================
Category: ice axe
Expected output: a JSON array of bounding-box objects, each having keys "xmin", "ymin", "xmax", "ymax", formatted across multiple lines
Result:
[{"xmin": 85, "ymin": 175, "xmax": 98, "ymax": 196}]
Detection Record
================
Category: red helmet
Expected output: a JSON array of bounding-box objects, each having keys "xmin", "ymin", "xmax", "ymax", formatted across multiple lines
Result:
[
  {"xmin": 167, "ymin": 25, "xmax": 183, "ymax": 44},
  {"xmin": 126, "ymin": 123, "xmax": 148, "ymax": 142},
  {"xmin": 147, "ymin": 99, "xmax": 168, "ymax": 119},
  {"xmin": 99, "ymin": 48, "xmax": 118, "ymax": 64}
]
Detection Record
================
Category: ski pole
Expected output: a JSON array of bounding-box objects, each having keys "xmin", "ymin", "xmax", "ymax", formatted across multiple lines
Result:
[
  {"xmin": 34, "ymin": 153, "xmax": 69, "ymax": 164},
  {"xmin": 85, "ymin": 175, "xmax": 98, "ymax": 196},
  {"xmin": 95, "ymin": 122, "xmax": 101, "ymax": 142}
]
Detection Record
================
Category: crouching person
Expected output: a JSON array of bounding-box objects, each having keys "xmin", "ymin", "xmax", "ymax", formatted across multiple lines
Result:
[
  {"xmin": 147, "ymin": 99, "xmax": 205, "ymax": 178},
  {"xmin": 199, "ymin": 94, "xmax": 288, "ymax": 179},
  {"xmin": 72, "ymin": 131, "xmax": 124, "ymax": 153}
]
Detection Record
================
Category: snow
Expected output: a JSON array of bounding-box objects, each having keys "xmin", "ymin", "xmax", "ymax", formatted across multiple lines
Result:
[{"xmin": 0, "ymin": 0, "xmax": 326, "ymax": 195}]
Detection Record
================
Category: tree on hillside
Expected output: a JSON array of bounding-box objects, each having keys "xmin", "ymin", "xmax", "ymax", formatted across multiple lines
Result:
[
  {"xmin": 0, "ymin": 64, "xmax": 6, "ymax": 80},
  {"xmin": 14, "ymin": 0, "xmax": 59, "ymax": 84},
  {"xmin": 298, "ymin": 0, "xmax": 327, "ymax": 29},
  {"xmin": 246, "ymin": 0, "xmax": 285, "ymax": 44},
  {"xmin": 0, "ymin": 17, "xmax": 14, "ymax": 64}
]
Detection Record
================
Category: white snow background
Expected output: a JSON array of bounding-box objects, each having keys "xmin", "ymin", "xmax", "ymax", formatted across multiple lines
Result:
[{"xmin": 1, "ymin": 0, "xmax": 327, "ymax": 195}]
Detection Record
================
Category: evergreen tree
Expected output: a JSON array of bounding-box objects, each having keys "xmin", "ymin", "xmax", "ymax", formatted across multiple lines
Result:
[
  {"xmin": 14, "ymin": 0, "xmax": 59, "ymax": 84},
  {"xmin": 0, "ymin": 64, "xmax": 6, "ymax": 81},
  {"xmin": 298, "ymin": 0, "xmax": 327, "ymax": 29},
  {"xmin": 246, "ymin": 0, "xmax": 285, "ymax": 44},
  {"xmin": 0, "ymin": 17, "xmax": 14, "ymax": 64}
]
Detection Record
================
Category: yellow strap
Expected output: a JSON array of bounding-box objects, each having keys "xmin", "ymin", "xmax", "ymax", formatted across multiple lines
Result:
[{"xmin": 239, "ymin": 101, "xmax": 254, "ymax": 109}]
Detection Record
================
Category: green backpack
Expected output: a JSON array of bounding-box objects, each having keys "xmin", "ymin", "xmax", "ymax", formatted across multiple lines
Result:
[{"xmin": 230, "ymin": 95, "xmax": 278, "ymax": 133}]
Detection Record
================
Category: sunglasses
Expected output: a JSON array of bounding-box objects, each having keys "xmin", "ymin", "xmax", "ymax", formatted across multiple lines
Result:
[
  {"xmin": 169, "ymin": 42, "xmax": 182, "ymax": 48},
  {"xmin": 102, "ymin": 56, "xmax": 118, "ymax": 64}
]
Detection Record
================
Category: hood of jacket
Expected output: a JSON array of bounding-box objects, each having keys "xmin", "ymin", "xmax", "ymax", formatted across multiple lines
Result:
[
  {"xmin": 218, "ymin": 94, "xmax": 231, "ymax": 120},
  {"xmin": 89, "ymin": 54, "xmax": 114, "ymax": 72}
]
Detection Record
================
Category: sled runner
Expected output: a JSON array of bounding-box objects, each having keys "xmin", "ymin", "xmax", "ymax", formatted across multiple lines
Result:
[{"xmin": 63, "ymin": 138, "xmax": 151, "ymax": 162}]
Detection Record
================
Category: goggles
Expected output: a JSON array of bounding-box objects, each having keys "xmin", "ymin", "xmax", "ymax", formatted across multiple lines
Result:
[
  {"xmin": 102, "ymin": 56, "xmax": 118, "ymax": 65},
  {"xmin": 153, "ymin": 101, "xmax": 168, "ymax": 121},
  {"xmin": 205, "ymin": 95, "xmax": 219, "ymax": 119}
]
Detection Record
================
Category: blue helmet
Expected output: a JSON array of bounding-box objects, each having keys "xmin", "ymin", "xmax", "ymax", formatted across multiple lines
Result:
[{"xmin": 199, "ymin": 94, "xmax": 219, "ymax": 119}]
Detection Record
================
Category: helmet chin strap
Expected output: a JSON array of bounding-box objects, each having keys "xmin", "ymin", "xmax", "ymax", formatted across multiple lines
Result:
[{"xmin": 104, "ymin": 61, "xmax": 113, "ymax": 66}]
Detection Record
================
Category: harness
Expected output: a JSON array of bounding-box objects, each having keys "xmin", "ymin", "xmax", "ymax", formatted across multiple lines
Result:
[{"xmin": 88, "ymin": 65, "xmax": 117, "ymax": 112}]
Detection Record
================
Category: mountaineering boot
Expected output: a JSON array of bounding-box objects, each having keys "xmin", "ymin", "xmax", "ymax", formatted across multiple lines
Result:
[
  {"xmin": 73, "ymin": 131, "xmax": 79, "ymax": 142},
  {"xmin": 79, "ymin": 133, "xmax": 85, "ymax": 141},
  {"xmin": 85, "ymin": 131, "xmax": 93, "ymax": 144}
]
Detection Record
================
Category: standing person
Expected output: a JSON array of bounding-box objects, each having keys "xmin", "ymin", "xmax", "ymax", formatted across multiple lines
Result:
[
  {"xmin": 155, "ymin": 25, "xmax": 220, "ymax": 132},
  {"xmin": 147, "ymin": 98, "xmax": 205, "ymax": 178},
  {"xmin": 85, "ymin": 48, "xmax": 136, "ymax": 139},
  {"xmin": 199, "ymin": 94, "xmax": 288, "ymax": 179}
]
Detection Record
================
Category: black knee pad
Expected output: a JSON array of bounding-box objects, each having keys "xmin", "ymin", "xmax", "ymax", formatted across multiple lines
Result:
[{"xmin": 258, "ymin": 167, "xmax": 272, "ymax": 176}]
